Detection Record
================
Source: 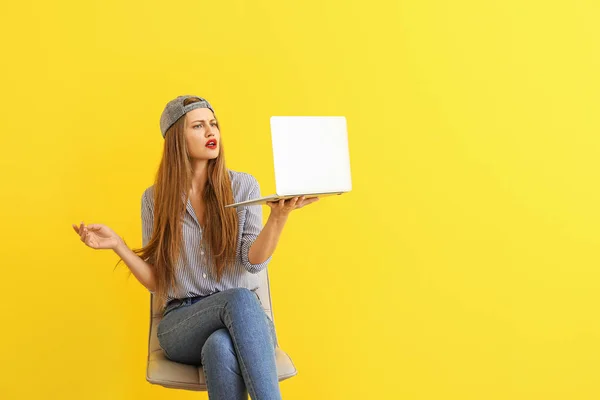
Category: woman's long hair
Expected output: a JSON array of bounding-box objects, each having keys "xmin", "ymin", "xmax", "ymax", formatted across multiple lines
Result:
[{"xmin": 119, "ymin": 97, "xmax": 239, "ymax": 310}]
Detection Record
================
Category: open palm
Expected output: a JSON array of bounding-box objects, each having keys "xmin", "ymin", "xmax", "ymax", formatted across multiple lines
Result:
[{"xmin": 72, "ymin": 222, "xmax": 120, "ymax": 250}]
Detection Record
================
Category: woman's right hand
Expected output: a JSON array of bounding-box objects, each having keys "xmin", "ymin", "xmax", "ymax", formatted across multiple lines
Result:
[{"xmin": 72, "ymin": 222, "xmax": 122, "ymax": 250}]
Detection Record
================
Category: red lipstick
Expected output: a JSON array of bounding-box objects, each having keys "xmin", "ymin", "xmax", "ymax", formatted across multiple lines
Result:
[{"xmin": 206, "ymin": 139, "xmax": 217, "ymax": 149}]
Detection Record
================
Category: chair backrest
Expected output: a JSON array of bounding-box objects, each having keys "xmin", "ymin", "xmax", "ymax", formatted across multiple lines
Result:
[{"xmin": 151, "ymin": 268, "xmax": 274, "ymax": 321}]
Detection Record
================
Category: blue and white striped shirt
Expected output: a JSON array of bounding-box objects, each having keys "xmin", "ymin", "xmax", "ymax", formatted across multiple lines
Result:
[{"xmin": 141, "ymin": 170, "xmax": 272, "ymax": 302}]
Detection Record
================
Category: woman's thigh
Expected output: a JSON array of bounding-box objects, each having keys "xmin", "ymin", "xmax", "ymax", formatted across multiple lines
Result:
[{"xmin": 157, "ymin": 288, "xmax": 277, "ymax": 365}]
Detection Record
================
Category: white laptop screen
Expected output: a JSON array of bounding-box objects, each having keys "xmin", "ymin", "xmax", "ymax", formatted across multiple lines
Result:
[{"xmin": 270, "ymin": 116, "xmax": 352, "ymax": 195}]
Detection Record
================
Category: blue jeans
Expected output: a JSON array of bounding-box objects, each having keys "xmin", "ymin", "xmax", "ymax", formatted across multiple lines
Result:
[{"xmin": 157, "ymin": 288, "xmax": 281, "ymax": 400}]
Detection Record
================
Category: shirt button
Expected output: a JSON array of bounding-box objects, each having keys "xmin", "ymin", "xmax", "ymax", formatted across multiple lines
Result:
[{"xmin": 202, "ymin": 273, "xmax": 207, "ymax": 279}]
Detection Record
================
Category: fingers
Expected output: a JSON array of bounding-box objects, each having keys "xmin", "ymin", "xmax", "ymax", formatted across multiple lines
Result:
[
  {"xmin": 290, "ymin": 196, "xmax": 300, "ymax": 208},
  {"xmin": 77, "ymin": 221, "xmax": 88, "ymax": 242},
  {"xmin": 73, "ymin": 223, "xmax": 105, "ymax": 232},
  {"xmin": 73, "ymin": 221, "xmax": 102, "ymax": 248},
  {"xmin": 299, "ymin": 197, "xmax": 319, "ymax": 208},
  {"xmin": 280, "ymin": 197, "xmax": 299, "ymax": 211},
  {"xmin": 291, "ymin": 196, "xmax": 305, "ymax": 208},
  {"xmin": 84, "ymin": 231, "xmax": 96, "ymax": 248},
  {"xmin": 292, "ymin": 196, "xmax": 319, "ymax": 209},
  {"xmin": 267, "ymin": 196, "xmax": 319, "ymax": 212}
]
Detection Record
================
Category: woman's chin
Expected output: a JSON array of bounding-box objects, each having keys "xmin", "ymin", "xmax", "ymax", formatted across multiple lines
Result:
[
  {"xmin": 190, "ymin": 154, "xmax": 219, "ymax": 162},
  {"xmin": 205, "ymin": 147, "xmax": 220, "ymax": 159}
]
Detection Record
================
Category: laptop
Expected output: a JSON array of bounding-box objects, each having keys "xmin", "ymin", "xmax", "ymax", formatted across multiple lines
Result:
[{"xmin": 225, "ymin": 116, "xmax": 352, "ymax": 208}]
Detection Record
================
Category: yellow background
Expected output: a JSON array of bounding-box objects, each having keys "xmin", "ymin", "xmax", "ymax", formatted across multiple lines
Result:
[{"xmin": 1, "ymin": 0, "xmax": 599, "ymax": 399}]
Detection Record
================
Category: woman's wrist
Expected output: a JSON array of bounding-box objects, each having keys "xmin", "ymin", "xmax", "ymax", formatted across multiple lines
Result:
[
  {"xmin": 267, "ymin": 212, "xmax": 289, "ymax": 225},
  {"xmin": 112, "ymin": 236, "xmax": 127, "ymax": 253}
]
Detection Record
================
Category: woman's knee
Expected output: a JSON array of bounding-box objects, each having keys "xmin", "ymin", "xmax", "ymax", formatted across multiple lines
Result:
[
  {"xmin": 201, "ymin": 329, "xmax": 236, "ymax": 363},
  {"xmin": 225, "ymin": 288, "xmax": 261, "ymax": 311}
]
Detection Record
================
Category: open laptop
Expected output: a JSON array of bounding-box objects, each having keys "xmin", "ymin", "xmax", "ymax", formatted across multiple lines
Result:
[{"xmin": 225, "ymin": 116, "xmax": 352, "ymax": 208}]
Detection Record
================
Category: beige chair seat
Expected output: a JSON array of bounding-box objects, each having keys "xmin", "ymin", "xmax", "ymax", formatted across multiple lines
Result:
[{"xmin": 146, "ymin": 268, "xmax": 297, "ymax": 391}]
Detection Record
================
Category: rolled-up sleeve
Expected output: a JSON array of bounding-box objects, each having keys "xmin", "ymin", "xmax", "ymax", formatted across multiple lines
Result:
[
  {"xmin": 141, "ymin": 189, "xmax": 156, "ymax": 294},
  {"xmin": 240, "ymin": 178, "xmax": 272, "ymax": 273}
]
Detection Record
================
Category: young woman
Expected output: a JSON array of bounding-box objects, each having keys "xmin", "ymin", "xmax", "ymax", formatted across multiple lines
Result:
[{"xmin": 72, "ymin": 95, "xmax": 318, "ymax": 400}]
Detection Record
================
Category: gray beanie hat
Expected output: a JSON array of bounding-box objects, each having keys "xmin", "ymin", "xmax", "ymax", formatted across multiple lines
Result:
[{"xmin": 159, "ymin": 95, "xmax": 215, "ymax": 138}]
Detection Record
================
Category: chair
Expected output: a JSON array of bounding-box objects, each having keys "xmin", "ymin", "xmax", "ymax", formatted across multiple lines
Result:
[{"xmin": 146, "ymin": 268, "xmax": 298, "ymax": 391}]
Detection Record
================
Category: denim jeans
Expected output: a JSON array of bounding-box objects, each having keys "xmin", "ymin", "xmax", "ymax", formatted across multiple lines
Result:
[{"xmin": 157, "ymin": 288, "xmax": 281, "ymax": 400}]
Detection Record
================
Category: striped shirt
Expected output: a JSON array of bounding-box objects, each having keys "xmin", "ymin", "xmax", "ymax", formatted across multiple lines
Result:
[{"xmin": 141, "ymin": 170, "xmax": 272, "ymax": 302}]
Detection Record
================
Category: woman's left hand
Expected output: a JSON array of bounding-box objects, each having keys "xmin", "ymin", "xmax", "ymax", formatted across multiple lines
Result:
[{"xmin": 267, "ymin": 196, "xmax": 319, "ymax": 219}]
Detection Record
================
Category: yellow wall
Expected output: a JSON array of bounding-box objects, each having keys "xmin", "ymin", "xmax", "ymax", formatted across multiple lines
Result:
[{"xmin": 1, "ymin": 0, "xmax": 599, "ymax": 399}]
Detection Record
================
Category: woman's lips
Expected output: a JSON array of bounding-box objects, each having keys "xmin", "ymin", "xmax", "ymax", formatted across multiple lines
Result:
[{"xmin": 206, "ymin": 139, "xmax": 217, "ymax": 149}]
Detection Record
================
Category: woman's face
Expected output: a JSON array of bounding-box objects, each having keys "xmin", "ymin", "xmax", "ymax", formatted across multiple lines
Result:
[{"xmin": 184, "ymin": 107, "xmax": 220, "ymax": 161}]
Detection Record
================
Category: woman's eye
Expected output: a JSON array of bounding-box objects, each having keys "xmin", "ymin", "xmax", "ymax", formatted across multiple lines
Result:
[
  {"xmin": 211, "ymin": 123, "xmax": 217, "ymax": 127},
  {"xmin": 193, "ymin": 124, "xmax": 202, "ymax": 129}
]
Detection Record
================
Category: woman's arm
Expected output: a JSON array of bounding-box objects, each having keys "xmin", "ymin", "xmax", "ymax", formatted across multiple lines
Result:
[
  {"xmin": 248, "ymin": 195, "xmax": 319, "ymax": 265},
  {"xmin": 248, "ymin": 213, "xmax": 288, "ymax": 265},
  {"xmin": 73, "ymin": 221, "xmax": 157, "ymax": 292},
  {"xmin": 113, "ymin": 239, "xmax": 157, "ymax": 292}
]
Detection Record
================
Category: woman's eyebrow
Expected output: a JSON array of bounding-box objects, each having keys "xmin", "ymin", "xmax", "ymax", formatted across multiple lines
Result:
[{"xmin": 190, "ymin": 119, "xmax": 217, "ymax": 124}]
